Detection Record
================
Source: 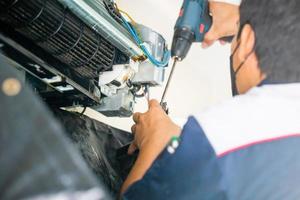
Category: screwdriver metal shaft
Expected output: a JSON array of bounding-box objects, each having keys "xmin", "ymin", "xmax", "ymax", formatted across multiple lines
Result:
[{"xmin": 160, "ymin": 58, "xmax": 178, "ymax": 105}]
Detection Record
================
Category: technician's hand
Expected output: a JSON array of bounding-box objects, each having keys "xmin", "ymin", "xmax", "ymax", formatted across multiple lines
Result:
[
  {"xmin": 202, "ymin": 2, "xmax": 240, "ymax": 48},
  {"xmin": 121, "ymin": 99, "xmax": 181, "ymax": 194},
  {"xmin": 128, "ymin": 99, "xmax": 181, "ymax": 155}
]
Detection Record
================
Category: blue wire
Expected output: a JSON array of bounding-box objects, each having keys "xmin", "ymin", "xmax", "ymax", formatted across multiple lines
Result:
[{"xmin": 121, "ymin": 16, "xmax": 170, "ymax": 67}]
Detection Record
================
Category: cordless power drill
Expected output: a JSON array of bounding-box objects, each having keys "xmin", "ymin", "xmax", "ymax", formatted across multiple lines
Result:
[
  {"xmin": 161, "ymin": 0, "xmax": 213, "ymax": 106},
  {"xmin": 171, "ymin": 0, "xmax": 212, "ymax": 61},
  {"xmin": 161, "ymin": 0, "xmax": 232, "ymax": 109}
]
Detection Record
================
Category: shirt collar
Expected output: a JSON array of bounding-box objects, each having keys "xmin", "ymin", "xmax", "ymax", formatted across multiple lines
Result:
[{"xmin": 249, "ymin": 82, "xmax": 300, "ymax": 99}]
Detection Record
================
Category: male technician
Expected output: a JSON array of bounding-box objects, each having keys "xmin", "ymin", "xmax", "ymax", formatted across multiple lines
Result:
[{"xmin": 121, "ymin": 0, "xmax": 300, "ymax": 199}]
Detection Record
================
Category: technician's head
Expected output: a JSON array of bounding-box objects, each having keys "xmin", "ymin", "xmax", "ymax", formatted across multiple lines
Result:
[{"xmin": 231, "ymin": 0, "xmax": 300, "ymax": 95}]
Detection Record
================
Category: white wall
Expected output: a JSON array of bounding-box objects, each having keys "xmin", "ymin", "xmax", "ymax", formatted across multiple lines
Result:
[{"xmin": 84, "ymin": 0, "xmax": 232, "ymax": 131}]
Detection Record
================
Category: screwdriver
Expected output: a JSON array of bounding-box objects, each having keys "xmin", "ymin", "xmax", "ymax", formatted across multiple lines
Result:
[{"xmin": 160, "ymin": 58, "xmax": 178, "ymax": 113}]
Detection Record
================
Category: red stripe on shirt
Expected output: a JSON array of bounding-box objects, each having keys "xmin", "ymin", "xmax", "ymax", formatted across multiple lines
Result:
[{"xmin": 218, "ymin": 133, "xmax": 300, "ymax": 157}]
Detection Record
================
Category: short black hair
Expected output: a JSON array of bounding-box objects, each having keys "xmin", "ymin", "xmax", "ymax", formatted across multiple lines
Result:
[{"xmin": 240, "ymin": 0, "xmax": 300, "ymax": 83}]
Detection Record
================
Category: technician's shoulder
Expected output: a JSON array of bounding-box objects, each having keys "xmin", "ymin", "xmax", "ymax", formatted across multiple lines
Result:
[
  {"xmin": 194, "ymin": 85, "xmax": 300, "ymax": 156},
  {"xmin": 193, "ymin": 84, "xmax": 300, "ymax": 200}
]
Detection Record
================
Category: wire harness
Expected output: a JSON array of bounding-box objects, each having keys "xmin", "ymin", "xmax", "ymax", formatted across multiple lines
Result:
[{"xmin": 117, "ymin": 8, "xmax": 171, "ymax": 67}]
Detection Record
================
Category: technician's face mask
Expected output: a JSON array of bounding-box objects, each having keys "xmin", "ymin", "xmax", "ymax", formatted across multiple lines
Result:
[
  {"xmin": 229, "ymin": 41, "xmax": 254, "ymax": 96},
  {"xmin": 230, "ymin": 42, "xmax": 241, "ymax": 96}
]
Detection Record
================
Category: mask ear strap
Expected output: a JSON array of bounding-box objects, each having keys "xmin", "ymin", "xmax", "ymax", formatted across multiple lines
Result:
[
  {"xmin": 232, "ymin": 42, "xmax": 240, "ymax": 56},
  {"xmin": 235, "ymin": 44, "xmax": 256, "ymax": 75}
]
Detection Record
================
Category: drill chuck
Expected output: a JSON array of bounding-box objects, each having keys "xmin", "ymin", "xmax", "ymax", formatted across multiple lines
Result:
[
  {"xmin": 171, "ymin": 0, "xmax": 212, "ymax": 61},
  {"xmin": 171, "ymin": 0, "xmax": 233, "ymax": 61},
  {"xmin": 171, "ymin": 28, "xmax": 195, "ymax": 60}
]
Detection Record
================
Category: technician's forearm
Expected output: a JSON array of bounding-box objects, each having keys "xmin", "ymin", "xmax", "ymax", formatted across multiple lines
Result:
[
  {"xmin": 121, "ymin": 102, "xmax": 182, "ymax": 195},
  {"xmin": 120, "ymin": 145, "xmax": 160, "ymax": 194},
  {"xmin": 120, "ymin": 125, "xmax": 180, "ymax": 194}
]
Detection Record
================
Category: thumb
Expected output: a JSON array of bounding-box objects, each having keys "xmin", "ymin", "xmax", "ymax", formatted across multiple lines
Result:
[
  {"xmin": 148, "ymin": 99, "xmax": 160, "ymax": 109},
  {"xmin": 128, "ymin": 142, "xmax": 138, "ymax": 155}
]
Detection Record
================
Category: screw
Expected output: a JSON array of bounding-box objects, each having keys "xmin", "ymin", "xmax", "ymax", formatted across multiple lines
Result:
[{"xmin": 2, "ymin": 78, "xmax": 22, "ymax": 96}]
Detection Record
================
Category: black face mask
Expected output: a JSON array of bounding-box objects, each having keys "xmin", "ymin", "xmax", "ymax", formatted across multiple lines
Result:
[{"xmin": 229, "ymin": 42, "xmax": 253, "ymax": 96}]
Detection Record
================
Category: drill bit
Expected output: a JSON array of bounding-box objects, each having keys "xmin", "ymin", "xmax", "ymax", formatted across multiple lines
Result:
[{"xmin": 160, "ymin": 58, "xmax": 178, "ymax": 105}]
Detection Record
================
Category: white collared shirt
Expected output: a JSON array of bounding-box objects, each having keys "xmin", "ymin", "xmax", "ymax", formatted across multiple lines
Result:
[{"xmin": 195, "ymin": 83, "xmax": 300, "ymax": 156}]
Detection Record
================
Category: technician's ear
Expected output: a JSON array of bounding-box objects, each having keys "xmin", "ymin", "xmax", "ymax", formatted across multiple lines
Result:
[{"xmin": 238, "ymin": 24, "xmax": 256, "ymax": 61}]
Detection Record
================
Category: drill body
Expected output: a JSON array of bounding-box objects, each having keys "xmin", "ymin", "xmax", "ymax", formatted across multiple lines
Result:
[{"xmin": 171, "ymin": 0, "xmax": 212, "ymax": 60}]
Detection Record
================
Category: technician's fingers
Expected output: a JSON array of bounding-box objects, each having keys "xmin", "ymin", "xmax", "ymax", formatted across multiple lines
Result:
[
  {"xmin": 148, "ymin": 99, "xmax": 160, "ymax": 109},
  {"xmin": 202, "ymin": 27, "xmax": 218, "ymax": 48},
  {"xmin": 128, "ymin": 142, "xmax": 138, "ymax": 155},
  {"xmin": 219, "ymin": 40, "xmax": 227, "ymax": 45},
  {"xmin": 131, "ymin": 125, "xmax": 136, "ymax": 134},
  {"xmin": 133, "ymin": 112, "xmax": 142, "ymax": 123}
]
